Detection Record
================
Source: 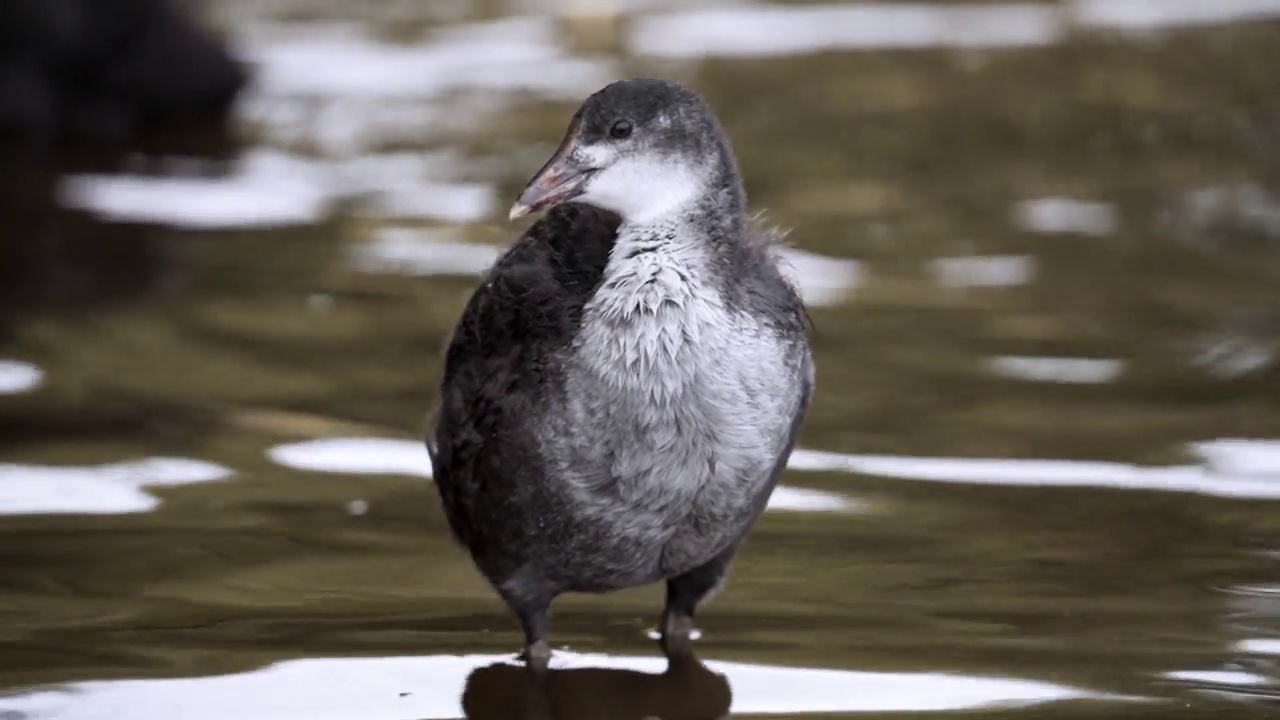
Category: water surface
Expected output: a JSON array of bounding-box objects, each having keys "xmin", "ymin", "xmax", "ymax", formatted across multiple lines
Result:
[{"xmin": 2, "ymin": 0, "xmax": 1280, "ymax": 717}]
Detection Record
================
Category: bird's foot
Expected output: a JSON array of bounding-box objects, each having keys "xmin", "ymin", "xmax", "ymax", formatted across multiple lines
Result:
[
  {"xmin": 659, "ymin": 612, "xmax": 698, "ymax": 659},
  {"xmin": 519, "ymin": 639, "xmax": 552, "ymax": 675}
]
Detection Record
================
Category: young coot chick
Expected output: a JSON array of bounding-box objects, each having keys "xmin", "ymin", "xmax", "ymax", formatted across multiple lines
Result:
[{"xmin": 429, "ymin": 78, "xmax": 813, "ymax": 671}]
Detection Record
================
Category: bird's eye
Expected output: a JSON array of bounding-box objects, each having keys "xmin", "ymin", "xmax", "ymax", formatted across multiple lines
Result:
[{"xmin": 609, "ymin": 119, "xmax": 633, "ymax": 139}]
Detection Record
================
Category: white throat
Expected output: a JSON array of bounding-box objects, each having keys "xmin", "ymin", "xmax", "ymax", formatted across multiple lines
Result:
[{"xmin": 579, "ymin": 153, "xmax": 710, "ymax": 227}]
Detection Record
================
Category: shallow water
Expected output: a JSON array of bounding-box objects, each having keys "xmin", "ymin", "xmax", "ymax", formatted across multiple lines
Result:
[{"xmin": 2, "ymin": 0, "xmax": 1280, "ymax": 718}]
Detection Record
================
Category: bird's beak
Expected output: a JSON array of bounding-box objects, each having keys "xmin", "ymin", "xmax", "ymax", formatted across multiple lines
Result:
[{"xmin": 509, "ymin": 117, "xmax": 595, "ymax": 221}]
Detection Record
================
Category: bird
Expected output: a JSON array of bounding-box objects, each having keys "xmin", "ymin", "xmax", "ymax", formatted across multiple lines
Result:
[{"xmin": 427, "ymin": 77, "xmax": 813, "ymax": 674}]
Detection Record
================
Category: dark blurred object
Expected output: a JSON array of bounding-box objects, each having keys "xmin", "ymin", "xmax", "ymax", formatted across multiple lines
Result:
[
  {"xmin": 0, "ymin": 0, "xmax": 248, "ymax": 335},
  {"xmin": 461, "ymin": 652, "xmax": 732, "ymax": 720},
  {"xmin": 0, "ymin": 149, "xmax": 171, "ymax": 332},
  {"xmin": 0, "ymin": 0, "xmax": 247, "ymax": 148}
]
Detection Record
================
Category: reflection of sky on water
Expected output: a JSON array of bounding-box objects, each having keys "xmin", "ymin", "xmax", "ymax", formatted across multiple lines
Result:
[
  {"xmin": 771, "ymin": 245, "xmax": 864, "ymax": 307},
  {"xmin": 631, "ymin": 3, "xmax": 1064, "ymax": 57},
  {"xmin": 1164, "ymin": 669, "xmax": 1274, "ymax": 687},
  {"xmin": 0, "ymin": 650, "xmax": 1112, "ymax": 720},
  {"xmin": 0, "ymin": 359, "xmax": 43, "ymax": 395},
  {"xmin": 790, "ymin": 439, "xmax": 1280, "ymax": 499},
  {"xmin": 241, "ymin": 17, "xmax": 614, "ymax": 101},
  {"xmin": 986, "ymin": 356, "xmax": 1124, "ymax": 384},
  {"xmin": 928, "ymin": 254, "xmax": 1034, "ymax": 289},
  {"xmin": 1013, "ymin": 197, "xmax": 1117, "ymax": 237},
  {"xmin": 233, "ymin": 16, "xmax": 616, "ymax": 156},
  {"xmin": 59, "ymin": 150, "xmax": 494, "ymax": 229},
  {"xmin": 351, "ymin": 228, "xmax": 503, "ymax": 277},
  {"xmin": 60, "ymin": 150, "xmax": 329, "ymax": 229},
  {"xmin": 1074, "ymin": 0, "xmax": 1280, "ymax": 31},
  {"xmin": 631, "ymin": 0, "xmax": 1280, "ymax": 58},
  {"xmin": 0, "ymin": 458, "xmax": 232, "ymax": 516},
  {"xmin": 1240, "ymin": 638, "xmax": 1280, "ymax": 655}
]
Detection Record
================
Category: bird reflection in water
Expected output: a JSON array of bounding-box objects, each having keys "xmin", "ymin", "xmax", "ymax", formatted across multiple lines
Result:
[{"xmin": 460, "ymin": 649, "xmax": 731, "ymax": 720}]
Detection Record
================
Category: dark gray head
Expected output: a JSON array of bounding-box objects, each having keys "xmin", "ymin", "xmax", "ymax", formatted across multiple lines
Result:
[{"xmin": 509, "ymin": 78, "xmax": 743, "ymax": 226}]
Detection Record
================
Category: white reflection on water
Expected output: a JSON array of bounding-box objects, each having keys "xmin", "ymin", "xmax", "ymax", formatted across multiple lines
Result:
[
  {"xmin": 790, "ymin": 438, "xmax": 1280, "ymax": 499},
  {"xmin": 0, "ymin": 458, "xmax": 232, "ymax": 516},
  {"xmin": 631, "ymin": 3, "xmax": 1064, "ymax": 58},
  {"xmin": 1013, "ymin": 197, "xmax": 1117, "ymax": 236},
  {"xmin": 0, "ymin": 359, "xmax": 44, "ymax": 395},
  {"xmin": 60, "ymin": 151, "xmax": 495, "ymax": 229},
  {"xmin": 774, "ymin": 246, "xmax": 864, "ymax": 307},
  {"xmin": 0, "ymin": 651, "xmax": 1106, "ymax": 720},
  {"xmin": 266, "ymin": 437, "xmax": 857, "ymax": 513},
  {"xmin": 929, "ymin": 255, "xmax": 1035, "ymax": 289},
  {"xmin": 1073, "ymin": 0, "xmax": 1280, "ymax": 31},
  {"xmin": 232, "ymin": 16, "xmax": 613, "ymax": 153},
  {"xmin": 241, "ymin": 17, "xmax": 614, "ymax": 100},
  {"xmin": 1238, "ymin": 638, "xmax": 1280, "ymax": 655},
  {"xmin": 350, "ymin": 228, "xmax": 502, "ymax": 277},
  {"xmin": 987, "ymin": 356, "xmax": 1124, "ymax": 384},
  {"xmin": 1164, "ymin": 669, "xmax": 1273, "ymax": 686},
  {"xmin": 368, "ymin": 182, "xmax": 494, "ymax": 223},
  {"xmin": 631, "ymin": 0, "xmax": 1280, "ymax": 58},
  {"xmin": 269, "ymin": 437, "xmax": 431, "ymax": 478},
  {"xmin": 59, "ymin": 151, "xmax": 330, "ymax": 229},
  {"xmin": 1195, "ymin": 439, "xmax": 1280, "ymax": 477}
]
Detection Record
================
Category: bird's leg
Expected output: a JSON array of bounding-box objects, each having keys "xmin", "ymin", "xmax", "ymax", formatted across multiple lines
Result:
[
  {"xmin": 514, "ymin": 602, "xmax": 553, "ymax": 674},
  {"xmin": 513, "ymin": 602, "xmax": 555, "ymax": 720},
  {"xmin": 521, "ymin": 639, "xmax": 551, "ymax": 674},
  {"xmin": 660, "ymin": 545, "xmax": 737, "ymax": 658}
]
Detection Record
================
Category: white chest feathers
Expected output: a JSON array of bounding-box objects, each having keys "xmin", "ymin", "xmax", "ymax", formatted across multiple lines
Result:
[
  {"xmin": 575, "ymin": 229, "xmax": 788, "ymax": 405},
  {"xmin": 560, "ymin": 227, "xmax": 800, "ymax": 511},
  {"xmin": 578, "ymin": 233, "xmax": 719, "ymax": 400}
]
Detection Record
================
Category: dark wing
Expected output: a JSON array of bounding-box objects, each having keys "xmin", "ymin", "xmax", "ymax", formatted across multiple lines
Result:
[{"xmin": 428, "ymin": 203, "xmax": 620, "ymax": 553}]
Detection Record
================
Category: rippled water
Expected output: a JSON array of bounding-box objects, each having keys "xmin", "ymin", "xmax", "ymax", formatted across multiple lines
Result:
[{"xmin": 2, "ymin": 0, "xmax": 1280, "ymax": 718}]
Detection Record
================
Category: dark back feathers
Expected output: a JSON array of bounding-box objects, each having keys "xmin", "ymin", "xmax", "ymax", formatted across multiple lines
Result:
[{"xmin": 428, "ymin": 202, "xmax": 620, "ymax": 550}]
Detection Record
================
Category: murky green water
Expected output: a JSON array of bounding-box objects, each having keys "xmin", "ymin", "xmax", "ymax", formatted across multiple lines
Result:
[{"xmin": 2, "ymin": 1, "xmax": 1280, "ymax": 718}]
